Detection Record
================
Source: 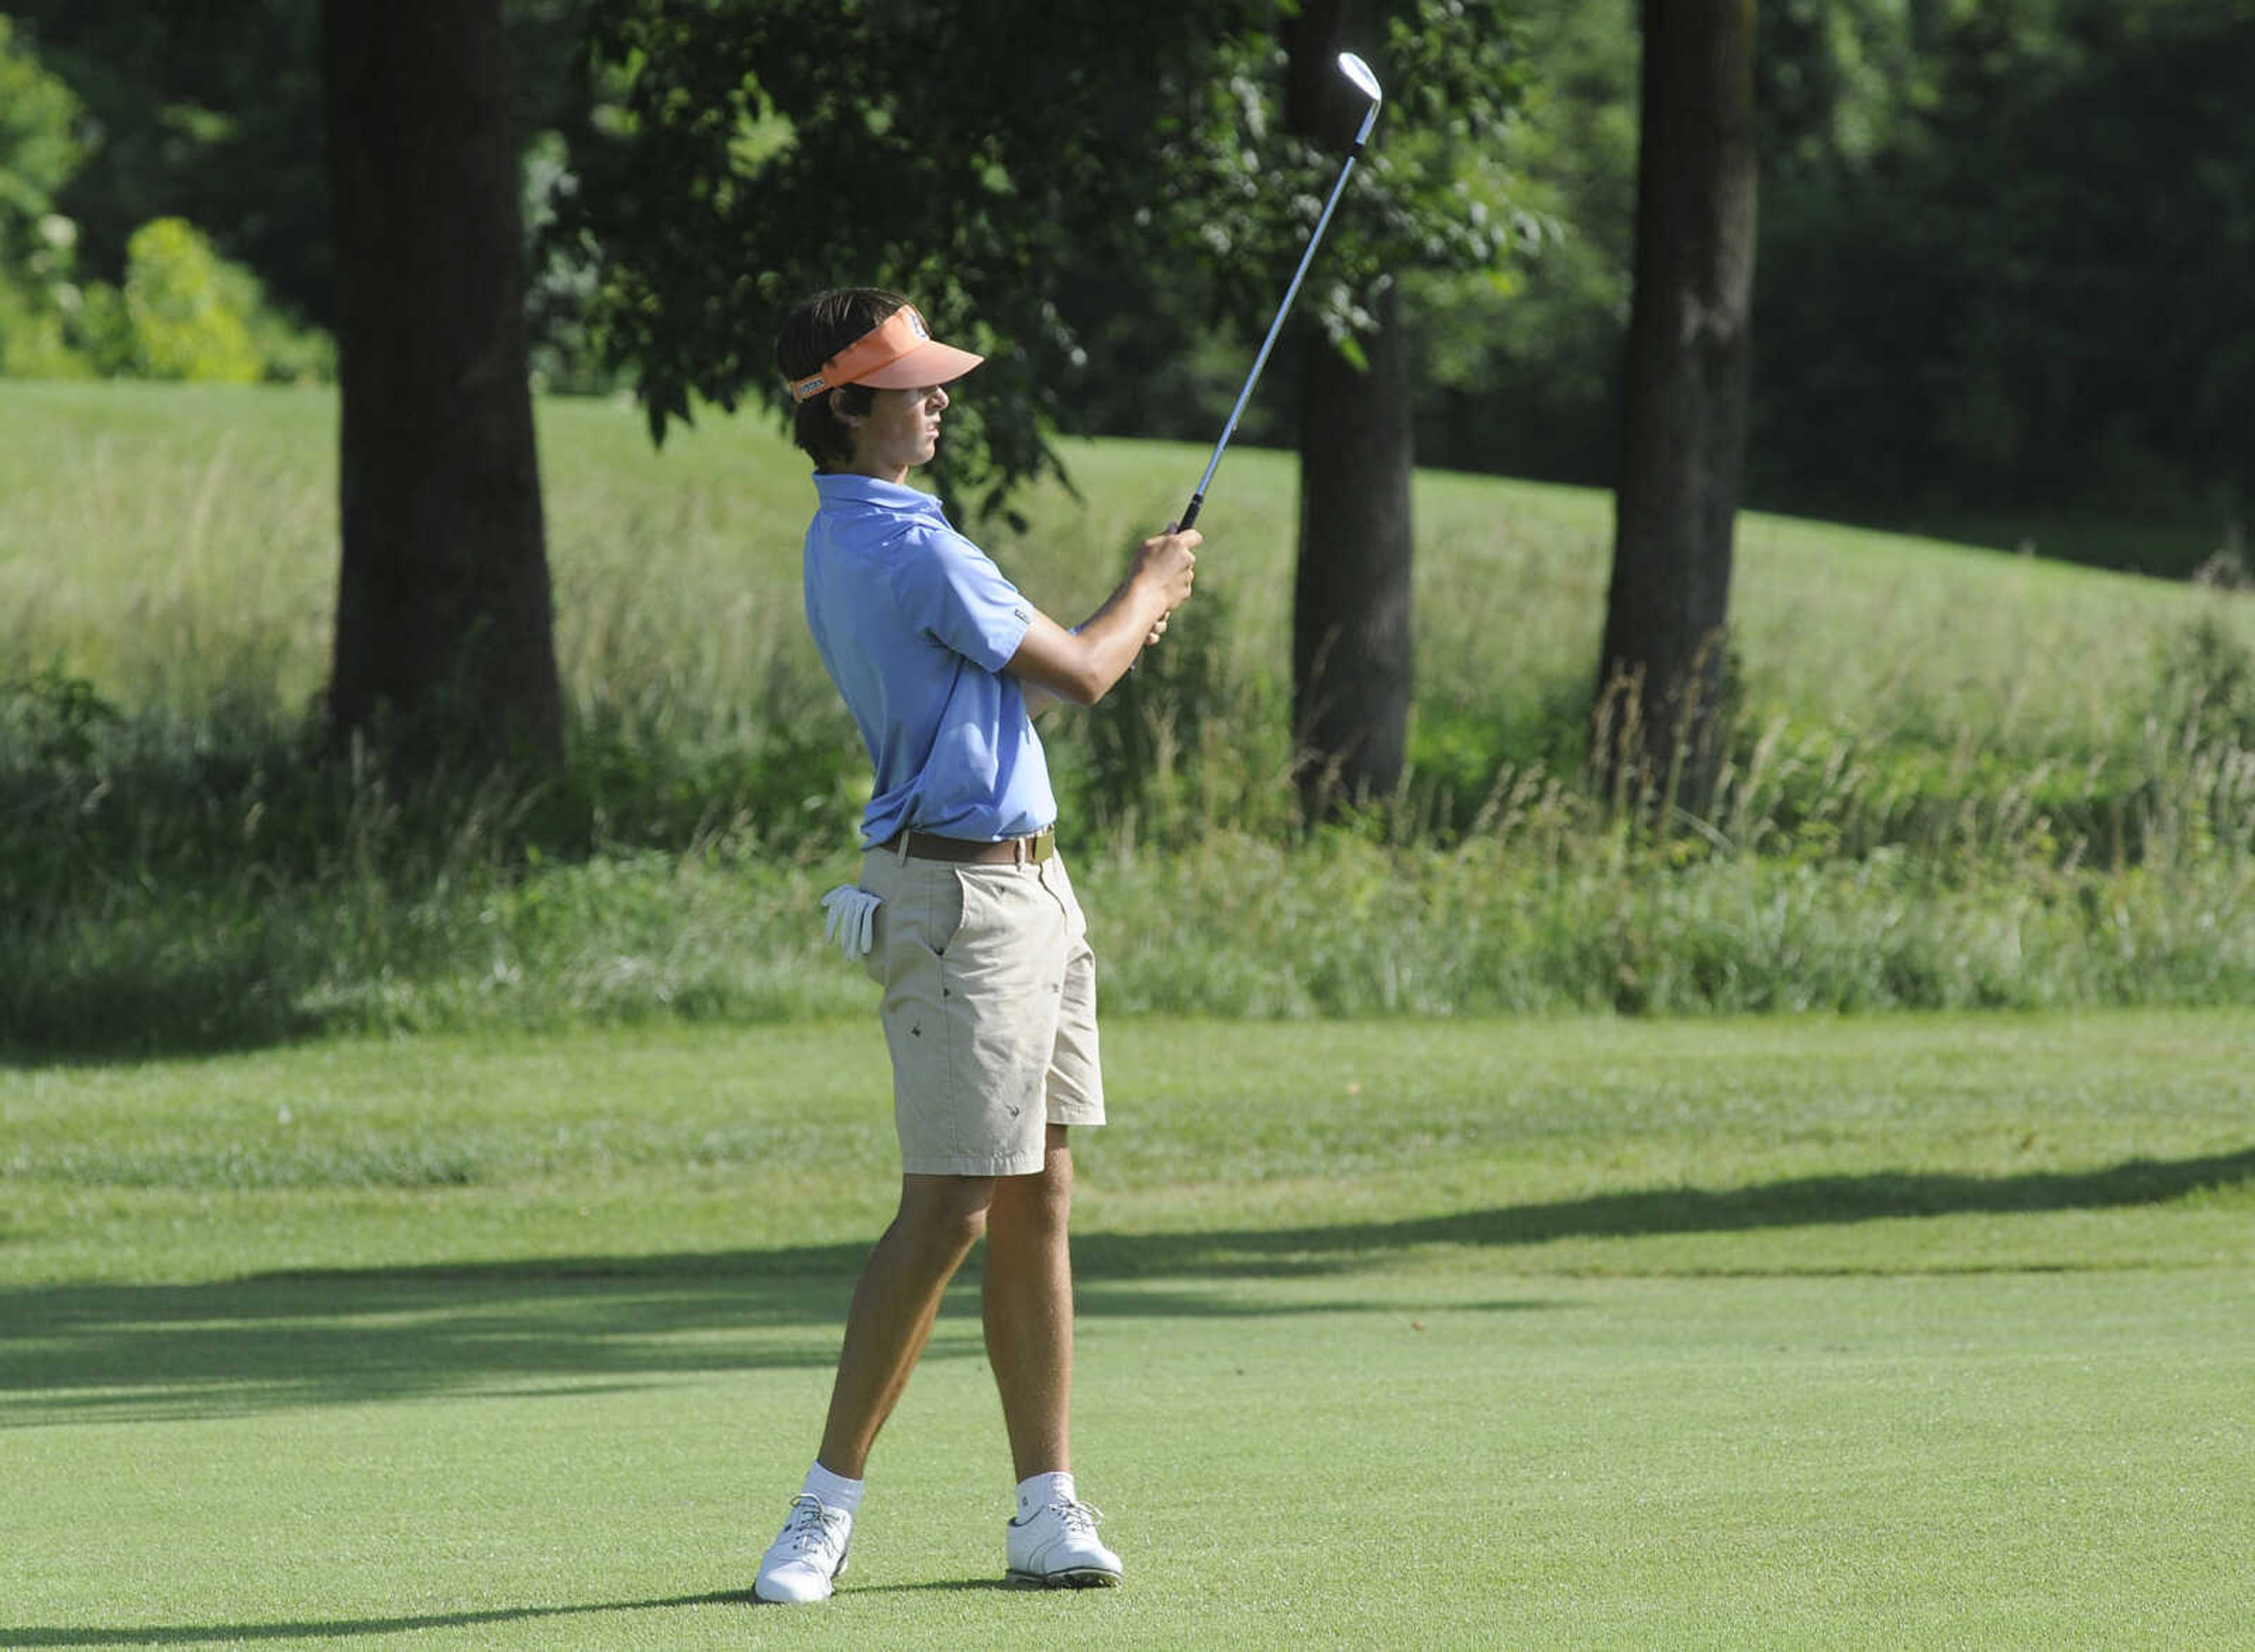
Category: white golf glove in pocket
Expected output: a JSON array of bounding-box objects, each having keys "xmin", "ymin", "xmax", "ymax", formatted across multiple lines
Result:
[{"xmin": 819, "ymin": 885, "xmax": 881, "ymax": 960}]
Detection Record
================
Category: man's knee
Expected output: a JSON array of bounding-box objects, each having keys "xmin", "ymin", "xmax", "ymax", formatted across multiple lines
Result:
[{"xmin": 896, "ymin": 1174, "xmax": 998, "ymax": 1250}]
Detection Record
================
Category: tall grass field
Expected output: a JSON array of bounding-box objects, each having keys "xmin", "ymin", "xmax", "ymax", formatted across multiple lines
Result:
[{"xmin": 2, "ymin": 380, "xmax": 2254, "ymax": 1052}]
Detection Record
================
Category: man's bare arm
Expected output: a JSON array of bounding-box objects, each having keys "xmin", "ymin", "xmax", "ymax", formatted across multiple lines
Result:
[
  {"xmin": 1007, "ymin": 529, "xmax": 1197, "ymax": 708},
  {"xmin": 1019, "ymin": 614, "xmax": 1173, "ymax": 718}
]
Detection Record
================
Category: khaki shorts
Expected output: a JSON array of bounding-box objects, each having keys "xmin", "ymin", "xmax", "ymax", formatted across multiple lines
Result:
[{"xmin": 856, "ymin": 845, "xmax": 1105, "ymax": 1177}]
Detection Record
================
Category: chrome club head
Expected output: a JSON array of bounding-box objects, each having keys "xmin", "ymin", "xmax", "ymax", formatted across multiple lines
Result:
[
  {"xmin": 1337, "ymin": 53, "xmax": 1383, "ymax": 149},
  {"xmin": 1337, "ymin": 51, "xmax": 1382, "ymax": 104}
]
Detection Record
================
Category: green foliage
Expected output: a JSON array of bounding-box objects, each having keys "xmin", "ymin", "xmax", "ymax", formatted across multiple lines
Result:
[
  {"xmin": 64, "ymin": 215, "xmax": 331, "ymax": 383},
  {"xmin": 3, "ymin": 0, "xmax": 334, "ymax": 329},
  {"xmin": 97, "ymin": 216, "xmax": 264, "ymax": 381},
  {"xmin": 1151, "ymin": 4, "xmax": 1532, "ymax": 352},
  {"xmin": 1069, "ymin": 0, "xmax": 2255, "ymax": 554},
  {"xmin": 1072, "ymin": 573, "xmax": 1263, "ymax": 840},
  {"xmin": 1, "ymin": 0, "xmax": 603, "ymax": 389},
  {"xmin": 556, "ymin": 0, "xmax": 1529, "ymax": 523},
  {"xmin": 6, "ymin": 624, "xmax": 2254, "ymax": 1051},
  {"xmin": 1754, "ymin": 0, "xmax": 2255, "ymax": 530},
  {"xmin": 1404, "ymin": 0, "xmax": 1634, "ymax": 480},
  {"xmin": 3, "ymin": 0, "xmax": 2249, "ymax": 561},
  {"xmin": 565, "ymin": 0, "xmax": 1201, "ymax": 508},
  {"xmin": 0, "ymin": 258, "xmax": 85, "ymax": 376},
  {"xmin": 0, "ymin": 21, "xmax": 329, "ymax": 384},
  {"xmin": 0, "ymin": 663, "xmax": 120, "ymax": 766},
  {"xmin": 0, "ymin": 14, "xmax": 80, "ymax": 223},
  {"xmin": 0, "ymin": 15, "xmax": 89, "ymax": 376}
]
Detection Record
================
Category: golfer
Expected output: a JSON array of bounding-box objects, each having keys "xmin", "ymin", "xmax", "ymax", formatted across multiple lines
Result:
[{"xmin": 753, "ymin": 288, "xmax": 1197, "ymax": 1603}]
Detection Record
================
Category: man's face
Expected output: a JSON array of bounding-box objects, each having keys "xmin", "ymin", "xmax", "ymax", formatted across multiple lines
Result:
[{"xmin": 846, "ymin": 383, "xmax": 950, "ymax": 478}]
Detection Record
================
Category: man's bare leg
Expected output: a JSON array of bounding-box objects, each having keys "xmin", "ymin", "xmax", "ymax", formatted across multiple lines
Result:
[
  {"xmin": 982, "ymin": 1124, "xmax": 1075, "ymax": 1480},
  {"xmin": 815, "ymin": 1172, "xmax": 997, "ymax": 1479}
]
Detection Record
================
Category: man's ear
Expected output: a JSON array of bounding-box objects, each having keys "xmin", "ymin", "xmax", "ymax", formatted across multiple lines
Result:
[{"xmin": 828, "ymin": 387, "xmax": 861, "ymax": 427}]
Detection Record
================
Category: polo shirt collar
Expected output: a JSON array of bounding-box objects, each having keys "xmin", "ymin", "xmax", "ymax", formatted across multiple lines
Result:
[{"xmin": 813, "ymin": 472, "xmax": 945, "ymax": 517}]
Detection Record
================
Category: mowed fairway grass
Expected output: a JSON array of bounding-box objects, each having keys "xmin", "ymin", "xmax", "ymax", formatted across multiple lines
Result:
[{"xmin": 5, "ymin": 1011, "xmax": 2253, "ymax": 1649}]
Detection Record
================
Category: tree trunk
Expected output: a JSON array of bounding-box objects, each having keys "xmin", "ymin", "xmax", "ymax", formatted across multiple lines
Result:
[
  {"xmin": 323, "ymin": 0, "xmax": 560, "ymax": 771},
  {"xmin": 1287, "ymin": 0, "xmax": 1414, "ymax": 816},
  {"xmin": 1294, "ymin": 281, "xmax": 1415, "ymax": 813},
  {"xmin": 1595, "ymin": 0, "xmax": 1758, "ymax": 816}
]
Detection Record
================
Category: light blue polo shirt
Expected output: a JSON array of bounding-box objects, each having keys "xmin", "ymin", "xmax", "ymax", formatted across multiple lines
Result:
[{"xmin": 802, "ymin": 472, "xmax": 1057, "ymax": 847}]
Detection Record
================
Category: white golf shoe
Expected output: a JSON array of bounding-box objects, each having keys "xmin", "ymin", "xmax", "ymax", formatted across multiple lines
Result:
[
  {"xmin": 753, "ymin": 1494, "xmax": 852, "ymax": 1603},
  {"xmin": 1005, "ymin": 1496, "xmax": 1122, "ymax": 1588}
]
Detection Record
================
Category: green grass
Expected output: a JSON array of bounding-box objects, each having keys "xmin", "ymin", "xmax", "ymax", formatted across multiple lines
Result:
[
  {"xmin": 4, "ymin": 379, "xmax": 2251, "ymax": 762},
  {"xmin": 5, "ymin": 1012, "xmax": 2253, "ymax": 1647},
  {"xmin": 6, "ymin": 387, "xmax": 2252, "ymax": 1644},
  {"xmin": 5, "ymin": 379, "xmax": 2250, "ymax": 910},
  {"xmin": 4, "ymin": 382, "xmax": 2255, "ymax": 1052}
]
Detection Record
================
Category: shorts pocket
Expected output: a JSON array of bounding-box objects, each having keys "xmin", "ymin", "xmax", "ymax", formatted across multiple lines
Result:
[
  {"xmin": 919, "ymin": 866, "xmax": 967, "ymax": 957},
  {"xmin": 867, "ymin": 862, "xmax": 965, "ymax": 977},
  {"xmin": 856, "ymin": 859, "xmax": 968, "ymax": 984}
]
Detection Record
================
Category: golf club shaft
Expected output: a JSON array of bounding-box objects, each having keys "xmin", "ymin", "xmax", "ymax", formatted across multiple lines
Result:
[{"xmin": 1177, "ymin": 148, "xmax": 1362, "ymax": 534}]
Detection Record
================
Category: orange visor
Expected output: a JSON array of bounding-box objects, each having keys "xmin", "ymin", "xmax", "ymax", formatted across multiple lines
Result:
[{"xmin": 788, "ymin": 304, "xmax": 985, "ymax": 403}]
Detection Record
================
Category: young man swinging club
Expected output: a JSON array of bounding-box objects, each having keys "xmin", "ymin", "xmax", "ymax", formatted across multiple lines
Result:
[{"xmin": 753, "ymin": 288, "xmax": 1199, "ymax": 1603}]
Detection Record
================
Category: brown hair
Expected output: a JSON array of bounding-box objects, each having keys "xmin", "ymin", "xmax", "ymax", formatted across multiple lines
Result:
[{"xmin": 775, "ymin": 287, "xmax": 911, "ymax": 469}]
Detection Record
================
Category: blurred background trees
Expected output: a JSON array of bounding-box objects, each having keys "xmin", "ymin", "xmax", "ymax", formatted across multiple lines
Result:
[
  {"xmin": 0, "ymin": 5, "xmax": 328, "ymax": 382},
  {"xmin": 1751, "ymin": 0, "xmax": 2255, "ymax": 559},
  {"xmin": 2, "ymin": 0, "xmax": 2249, "ymax": 564}
]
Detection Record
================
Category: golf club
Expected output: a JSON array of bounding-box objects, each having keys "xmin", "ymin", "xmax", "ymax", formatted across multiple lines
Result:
[{"xmin": 1176, "ymin": 50, "xmax": 1384, "ymax": 533}]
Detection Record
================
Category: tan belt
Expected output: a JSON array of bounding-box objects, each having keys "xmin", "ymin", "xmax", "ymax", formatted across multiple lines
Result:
[{"xmin": 883, "ymin": 826, "xmax": 1056, "ymax": 866}]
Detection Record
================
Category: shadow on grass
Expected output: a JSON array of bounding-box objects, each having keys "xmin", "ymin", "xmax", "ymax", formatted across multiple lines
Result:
[
  {"xmin": 0, "ymin": 1591, "xmax": 750, "ymax": 1647},
  {"xmin": 1082, "ymin": 1146, "xmax": 2255, "ymax": 1272},
  {"xmin": 0, "ymin": 1254, "xmax": 868, "ymax": 1426},
  {"xmin": 0, "ymin": 1234, "xmax": 1483, "ymax": 1428},
  {"xmin": 0, "ymin": 1582, "xmax": 1038, "ymax": 1646},
  {"xmin": 2, "ymin": 1147, "xmax": 2246, "ymax": 1428}
]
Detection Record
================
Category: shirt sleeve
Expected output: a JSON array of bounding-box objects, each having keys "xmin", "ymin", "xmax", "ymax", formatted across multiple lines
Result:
[{"xmin": 897, "ymin": 526, "xmax": 1036, "ymax": 672}]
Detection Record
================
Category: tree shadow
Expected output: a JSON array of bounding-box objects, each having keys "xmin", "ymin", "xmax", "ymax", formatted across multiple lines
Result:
[
  {"xmin": 1073, "ymin": 1145, "xmax": 2255, "ymax": 1275},
  {"xmin": 0, "ymin": 1251, "xmax": 866, "ymax": 1426},
  {"xmin": 0, "ymin": 1591, "xmax": 750, "ymax": 1647},
  {"xmin": 2, "ymin": 1146, "xmax": 2244, "ymax": 1428},
  {"xmin": 0, "ymin": 1236, "xmax": 1486, "ymax": 1429},
  {"xmin": 0, "ymin": 1580, "xmax": 1048, "ymax": 1646}
]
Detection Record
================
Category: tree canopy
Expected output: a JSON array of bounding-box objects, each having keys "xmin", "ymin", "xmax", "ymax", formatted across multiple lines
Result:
[
  {"xmin": 553, "ymin": 0, "xmax": 1527, "ymax": 521},
  {"xmin": 1, "ymin": 0, "xmax": 2249, "ymax": 554},
  {"xmin": 1754, "ymin": 0, "xmax": 2255, "ymax": 529}
]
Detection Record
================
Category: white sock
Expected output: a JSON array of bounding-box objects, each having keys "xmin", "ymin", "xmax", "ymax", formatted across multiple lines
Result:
[
  {"xmin": 803, "ymin": 1461, "xmax": 864, "ymax": 1517},
  {"xmin": 1016, "ymin": 1470, "xmax": 1077, "ymax": 1522}
]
